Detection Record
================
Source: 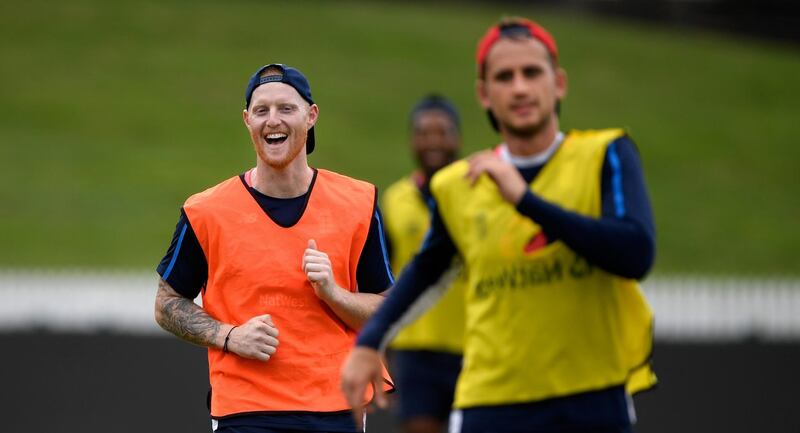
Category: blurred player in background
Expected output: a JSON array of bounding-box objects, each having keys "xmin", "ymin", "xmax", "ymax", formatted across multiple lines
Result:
[
  {"xmin": 343, "ymin": 17, "xmax": 657, "ymax": 433},
  {"xmin": 383, "ymin": 95, "xmax": 465, "ymax": 433},
  {"xmin": 155, "ymin": 63, "xmax": 392, "ymax": 433}
]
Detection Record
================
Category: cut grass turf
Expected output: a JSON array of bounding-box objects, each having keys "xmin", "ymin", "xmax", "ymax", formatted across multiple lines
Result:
[{"xmin": 0, "ymin": 0, "xmax": 798, "ymax": 274}]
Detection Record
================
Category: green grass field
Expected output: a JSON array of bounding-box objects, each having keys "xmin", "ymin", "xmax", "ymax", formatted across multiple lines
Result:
[{"xmin": 1, "ymin": 0, "xmax": 798, "ymax": 274}]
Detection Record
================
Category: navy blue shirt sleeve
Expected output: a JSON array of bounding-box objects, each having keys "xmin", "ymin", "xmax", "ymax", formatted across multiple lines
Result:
[
  {"xmin": 157, "ymin": 204, "xmax": 394, "ymax": 298},
  {"xmin": 156, "ymin": 209, "xmax": 208, "ymax": 299},
  {"xmin": 383, "ymin": 224, "xmax": 393, "ymax": 264},
  {"xmin": 357, "ymin": 201, "xmax": 457, "ymax": 349},
  {"xmin": 358, "ymin": 136, "xmax": 656, "ymax": 349},
  {"xmin": 356, "ymin": 205, "xmax": 395, "ymax": 294},
  {"xmin": 515, "ymin": 136, "xmax": 655, "ymax": 279}
]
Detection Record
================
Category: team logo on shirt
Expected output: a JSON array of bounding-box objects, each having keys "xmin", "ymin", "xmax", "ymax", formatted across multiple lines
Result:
[
  {"xmin": 473, "ymin": 254, "xmax": 594, "ymax": 299},
  {"xmin": 524, "ymin": 232, "xmax": 548, "ymax": 254}
]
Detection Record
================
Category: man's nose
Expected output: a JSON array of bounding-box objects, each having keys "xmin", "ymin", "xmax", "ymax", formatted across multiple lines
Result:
[
  {"xmin": 265, "ymin": 111, "xmax": 281, "ymax": 127},
  {"xmin": 511, "ymin": 74, "xmax": 528, "ymax": 94}
]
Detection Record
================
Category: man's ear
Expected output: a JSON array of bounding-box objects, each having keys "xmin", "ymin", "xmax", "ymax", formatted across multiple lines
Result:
[
  {"xmin": 555, "ymin": 67, "xmax": 568, "ymax": 100},
  {"xmin": 476, "ymin": 79, "xmax": 491, "ymax": 109},
  {"xmin": 307, "ymin": 103, "xmax": 319, "ymax": 128}
]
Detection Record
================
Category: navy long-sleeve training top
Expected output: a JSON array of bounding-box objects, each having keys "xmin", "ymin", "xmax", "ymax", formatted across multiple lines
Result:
[{"xmin": 358, "ymin": 134, "xmax": 655, "ymax": 350}]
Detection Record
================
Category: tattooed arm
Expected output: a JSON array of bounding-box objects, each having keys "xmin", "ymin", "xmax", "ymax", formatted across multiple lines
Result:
[
  {"xmin": 154, "ymin": 279, "xmax": 280, "ymax": 361},
  {"xmin": 154, "ymin": 278, "xmax": 223, "ymax": 347}
]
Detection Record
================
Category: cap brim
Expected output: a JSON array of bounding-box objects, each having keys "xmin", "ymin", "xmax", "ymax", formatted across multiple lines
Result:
[
  {"xmin": 486, "ymin": 110, "xmax": 499, "ymax": 132},
  {"xmin": 306, "ymin": 126, "xmax": 315, "ymax": 154}
]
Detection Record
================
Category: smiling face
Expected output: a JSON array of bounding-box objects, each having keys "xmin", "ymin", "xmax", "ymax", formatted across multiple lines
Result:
[
  {"xmin": 478, "ymin": 37, "xmax": 566, "ymax": 138},
  {"xmin": 243, "ymin": 82, "xmax": 318, "ymax": 170},
  {"xmin": 411, "ymin": 109, "xmax": 460, "ymax": 178}
]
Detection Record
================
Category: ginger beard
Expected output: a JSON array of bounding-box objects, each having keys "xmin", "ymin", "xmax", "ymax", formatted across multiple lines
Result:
[{"xmin": 252, "ymin": 125, "xmax": 307, "ymax": 170}]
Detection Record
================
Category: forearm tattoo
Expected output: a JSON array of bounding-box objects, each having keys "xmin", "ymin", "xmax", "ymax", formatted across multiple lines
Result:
[{"xmin": 156, "ymin": 279, "xmax": 221, "ymax": 348}]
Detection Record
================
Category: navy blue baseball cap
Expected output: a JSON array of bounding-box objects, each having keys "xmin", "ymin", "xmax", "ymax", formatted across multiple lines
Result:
[{"xmin": 244, "ymin": 63, "xmax": 316, "ymax": 154}]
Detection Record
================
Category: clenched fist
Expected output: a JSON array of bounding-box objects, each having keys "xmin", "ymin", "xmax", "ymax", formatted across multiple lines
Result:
[{"xmin": 225, "ymin": 314, "xmax": 279, "ymax": 362}]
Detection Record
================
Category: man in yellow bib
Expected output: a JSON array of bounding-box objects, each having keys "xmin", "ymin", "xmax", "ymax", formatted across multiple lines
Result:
[
  {"xmin": 342, "ymin": 17, "xmax": 656, "ymax": 433},
  {"xmin": 383, "ymin": 95, "xmax": 465, "ymax": 433}
]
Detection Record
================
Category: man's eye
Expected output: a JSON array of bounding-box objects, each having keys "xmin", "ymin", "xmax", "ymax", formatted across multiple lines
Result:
[
  {"xmin": 495, "ymin": 71, "xmax": 513, "ymax": 82},
  {"xmin": 523, "ymin": 67, "xmax": 542, "ymax": 78}
]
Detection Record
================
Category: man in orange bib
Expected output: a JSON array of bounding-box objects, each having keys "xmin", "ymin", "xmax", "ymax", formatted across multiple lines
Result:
[{"xmin": 155, "ymin": 63, "xmax": 393, "ymax": 433}]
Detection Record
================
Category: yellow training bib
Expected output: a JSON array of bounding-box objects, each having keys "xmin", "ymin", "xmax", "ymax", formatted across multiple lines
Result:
[
  {"xmin": 430, "ymin": 129, "xmax": 656, "ymax": 408},
  {"xmin": 383, "ymin": 175, "xmax": 465, "ymax": 354}
]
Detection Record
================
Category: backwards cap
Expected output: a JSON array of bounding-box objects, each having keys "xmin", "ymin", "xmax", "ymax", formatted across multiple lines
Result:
[
  {"xmin": 475, "ymin": 18, "xmax": 559, "ymax": 79},
  {"xmin": 244, "ymin": 63, "xmax": 317, "ymax": 154},
  {"xmin": 475, "ymin": 18, "xmax": 559, "ymax": 131}
]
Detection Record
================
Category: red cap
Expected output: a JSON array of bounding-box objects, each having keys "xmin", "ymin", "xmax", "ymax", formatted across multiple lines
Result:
[{"xmin": 475, "ymin": 18, "xmax": 559, "ymax": 78}]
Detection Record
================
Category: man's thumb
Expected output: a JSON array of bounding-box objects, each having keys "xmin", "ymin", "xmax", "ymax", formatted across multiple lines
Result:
[
  {"xmin": 308, "ymin": 239, "xmax": 317, "ymax": 250},
  {"xmin": 373, "ymin": 378, "xmax": 388, "ymax": 409}
]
